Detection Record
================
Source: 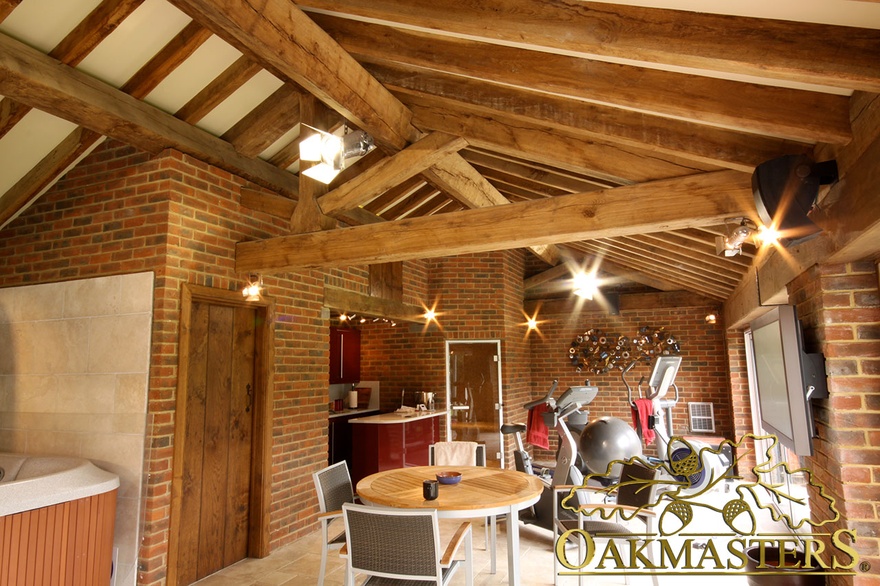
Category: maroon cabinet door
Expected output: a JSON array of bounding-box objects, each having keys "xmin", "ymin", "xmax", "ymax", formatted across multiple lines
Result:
[
  {"xmin": 329, "ymin": 327, "xmax": 361, "ymax": 384},
  {"xmin": 403, "ymin": 417, "xmax": 438, "ymax": 467}
]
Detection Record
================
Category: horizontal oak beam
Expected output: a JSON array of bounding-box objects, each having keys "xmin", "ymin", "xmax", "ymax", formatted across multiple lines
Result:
[
  {"xmin": 236, "ymin": 170, "xmax": 756, "ymax": 271},
  {"xmin": 324, "ymin": 285, "xmax": 425, "ymax": 323},
  {"xmin": 315, "ymin": 14, "xmax": 851, "ymax": 144}
]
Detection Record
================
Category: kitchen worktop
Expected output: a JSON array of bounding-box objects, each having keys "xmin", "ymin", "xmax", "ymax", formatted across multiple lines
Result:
[
  {"xmin": 329, "ymin": 407, "xmax": 379, "ymax": 419},
  {"xmin": 349, "ymin": 410, "xmax": 444, "ymax": 424}
]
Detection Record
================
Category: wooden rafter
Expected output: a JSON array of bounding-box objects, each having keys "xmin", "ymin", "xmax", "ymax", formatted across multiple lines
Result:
[
  {"xmin": 121, "ymin": 21, "xmax": 213, "ymax": 98},
  {"xmin": 0, "ymin": 128, "xmax": 104, "ymax": 228},
  {"xmin": 298, "ymin": 0, "xmax": 880, "ymax": 91},
  {"xmin": 168, "ymin": 0, "xmax": 419, "ymax": 150},
  {"xmin": 175, "ymin": 56, "xmax": 262, "ymax": 123},
  {"xmin": 374, "ymin": 63, "xmax": 812, "ymax": 173},
  {"xmin": 50, "ymin": 0, "xmax": 146, "ymax": 65},
  {"xmin": 0, "ymin": 32, "xmax": 298, "ymax": 196},
  {"xmin": 222, "ymin": 83, "xmax": 302, "ymax": 157},
  {"xmin": 315, "ymin": 13, "xmax": 851, "ymax": 144},
  {"xmin": 401, "ymin": 93, "xmax": 716, "ymax": 184},
  {"xmin": 316, "ymin": 132, "xmax": 467, "ymax": 217}
]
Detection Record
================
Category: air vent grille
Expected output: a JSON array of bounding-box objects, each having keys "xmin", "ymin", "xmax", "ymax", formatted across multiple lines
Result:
[{"xmin": 688, "ymin": 402, "xmax": 715, "ymax": 433}]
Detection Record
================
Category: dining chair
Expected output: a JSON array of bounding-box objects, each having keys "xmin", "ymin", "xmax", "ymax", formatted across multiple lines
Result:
[
  {"xmin": 428, "ymin": 442, "xmax": 499, "ymax": 573},
  {"xmin": 552, "ymin": 461, "xmax": 660, "ymax": 586},
  {"xmin": 342, "ymin": 502, "xmax": 474, "ymax": 585},
  {"xmin": 312, "ymin": 461, "xmax": 357, "ymax": 586}
]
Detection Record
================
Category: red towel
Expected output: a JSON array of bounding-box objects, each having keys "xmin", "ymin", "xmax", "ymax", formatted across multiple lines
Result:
[
  {"xmin": 631, "ymin": 398, "xmax": 656, "ymax": 445},
  {"xmin": 527, "ymin": 403, "xmax": 551, "ymax": 449}
]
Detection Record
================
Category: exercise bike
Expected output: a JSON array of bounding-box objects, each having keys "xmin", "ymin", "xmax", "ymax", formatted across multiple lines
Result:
[
  {"xmin": 500, "ymin": 380, "xmax": 597, "ymax": 531},
  {"xmin": 625, "ymin": 356, "xmax": 730, "ymax": 494}
]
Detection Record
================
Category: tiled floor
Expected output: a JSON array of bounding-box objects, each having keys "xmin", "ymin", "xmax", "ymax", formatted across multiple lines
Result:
[{"xmin": 193, "ymin": 485, "xmax": 766, "ymax": 586}]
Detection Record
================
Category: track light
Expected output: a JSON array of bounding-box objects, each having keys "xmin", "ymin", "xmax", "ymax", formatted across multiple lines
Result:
[
  {"xmin": 299, "ymin": 125, "xmax": 374, "ymax": 184},
  {"xmin": 715, "ymin": 218, "xmax": 757, "ymax": 257}
]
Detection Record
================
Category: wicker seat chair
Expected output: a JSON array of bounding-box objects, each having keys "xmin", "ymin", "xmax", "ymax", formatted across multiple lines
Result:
[
  {"xmin": 342, "ymin": 503, "xmax": 473, "ymax": 585},
  {"xmin": 428, "ymin": 441, "xmax": 500, "ymax": 573},
  {"xmin": 552, "ymin": 461, "xmax": 660, "ymax": 586},
  {"xmin": 312, "ymin": 461, "xmax": 357, "ymax": 585}
]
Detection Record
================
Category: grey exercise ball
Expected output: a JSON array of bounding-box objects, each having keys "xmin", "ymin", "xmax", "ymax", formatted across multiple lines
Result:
[{"xmin": 578, "ymin": 416, "xmax": 643, "ymax": 478}]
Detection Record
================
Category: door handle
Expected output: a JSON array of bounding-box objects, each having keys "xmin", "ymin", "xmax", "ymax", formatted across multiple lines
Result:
[{"xmin": 245, "ymin": 383, "xmax": 253, "ymax": 412}]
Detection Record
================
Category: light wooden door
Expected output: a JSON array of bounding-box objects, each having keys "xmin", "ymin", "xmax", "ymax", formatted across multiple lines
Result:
[{"xmin": 177, "ymin": 302, "xmax": 256, "ymax": 584}]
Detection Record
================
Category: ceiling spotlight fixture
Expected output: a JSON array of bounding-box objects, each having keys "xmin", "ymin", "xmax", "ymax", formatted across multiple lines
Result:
[
  {"xmin": 715, "ymin": 218, "xmax": 758, "ymax": 257},
  {"xmin": 242, "ymin": 274, "xmax": 264, "ymax": 301},
  {"xmin": 755, "ymin": 225, "xmax": 781, "ymax": 246},
  {"xmin": 299, "ymin": 124, "xmax": 374, "ymax": 184},
  {"xmin": 573, "ymin": 271, "xmax": 599, "ymax": 300}
]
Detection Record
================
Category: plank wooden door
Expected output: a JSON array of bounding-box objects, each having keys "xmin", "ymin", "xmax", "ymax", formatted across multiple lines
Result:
[{"xmin": 176, "ymin": 301, "xmax": 256, "ymax": 584}]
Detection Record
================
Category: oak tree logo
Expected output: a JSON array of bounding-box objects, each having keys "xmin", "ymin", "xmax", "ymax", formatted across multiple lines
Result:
[{"xmin": 556, "ymin": 433, "xmax": 859, "ymax": 577}]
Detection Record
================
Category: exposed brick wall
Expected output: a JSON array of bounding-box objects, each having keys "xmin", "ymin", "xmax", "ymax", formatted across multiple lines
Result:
[
  {"xmin": 726, "ymin": 328, "xmax": 758, "ymax": 480},
  {"xmin": 0, "ymin": 142, "xmax": 330, "ymax": 585},
  {"xmin": 528, "ymin": 302, "xmax": 733, "ymax": 461},
  {"xmin": 787, "ymin": 262, "xmax": 880, "ymax": 586},
  {"xmin": 359, "ymin": 250, "xmax": 530, "ymax": 457}
]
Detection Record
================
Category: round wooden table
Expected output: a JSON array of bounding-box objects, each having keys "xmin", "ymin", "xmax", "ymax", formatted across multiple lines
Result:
[{"xmin": 356, "ymin": 465, "xmax": 545, "ymax": 586}]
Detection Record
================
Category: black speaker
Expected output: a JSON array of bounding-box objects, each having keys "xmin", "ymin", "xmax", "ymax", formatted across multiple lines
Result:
[{"xmin": 751, "ymin": 155, "xmax": 838, "ymax": 247}]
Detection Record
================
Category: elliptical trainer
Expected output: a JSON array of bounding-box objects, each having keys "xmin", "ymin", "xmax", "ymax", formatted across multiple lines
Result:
[{"xmin": 500, "ymin": 379, "xmax": 597, "ymax": 530}]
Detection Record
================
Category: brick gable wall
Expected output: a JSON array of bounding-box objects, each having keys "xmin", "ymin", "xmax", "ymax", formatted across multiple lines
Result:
[{"xmin": 528, "ymin": 302, "xmax": 733, "ymax": 461}]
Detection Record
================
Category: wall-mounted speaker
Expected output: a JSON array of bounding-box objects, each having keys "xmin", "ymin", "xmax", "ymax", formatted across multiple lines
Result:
[{"xmin": 751, "ymin": 155, "xmax": 838, "ymax": 247}]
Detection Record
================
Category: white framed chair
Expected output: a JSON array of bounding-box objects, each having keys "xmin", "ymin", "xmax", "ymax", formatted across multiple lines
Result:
[
  {"xmin": 428, "ymin": 442, "xmax": 500, "ymax": 573},
  {"xmin": 552, "ymin": 462, "xmax": 660, "ymax": 586},
  {"xmin": 312, "ymin": 461, "xmax": 357, "ymax": 585},
  {"xmin": 342, "ymin": 502, "xmax": 473, "ymax": 585}
]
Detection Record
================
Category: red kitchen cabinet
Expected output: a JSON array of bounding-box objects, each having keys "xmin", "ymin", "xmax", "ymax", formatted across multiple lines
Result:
[
  {"xmin": 350, "ymin": 414, "xmax": 441, "ymax": 486},
  {"xmin": 329, "ymin": 327, "xmax": 360, "ymax": 384}
]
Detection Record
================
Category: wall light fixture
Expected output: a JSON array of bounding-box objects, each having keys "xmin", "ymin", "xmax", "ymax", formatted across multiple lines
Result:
[{"xmin": 242, "ymin": 275, "xmax": 264, "ymax": 301}]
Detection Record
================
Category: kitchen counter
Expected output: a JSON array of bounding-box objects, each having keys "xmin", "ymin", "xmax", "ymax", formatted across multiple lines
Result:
[
  {"xmin": 329, "ymin": 407, "xmax": 378, "ymax": 419},
  {"xmin": 349, "ymin": 410, "xmax": 442, "ymax": 485},
  {"xmin": 349, "ymin": 410, "xmax": 443, "ymax": 424}
]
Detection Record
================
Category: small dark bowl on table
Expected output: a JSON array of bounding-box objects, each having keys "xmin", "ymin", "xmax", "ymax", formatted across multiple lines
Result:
[{"xmin": 436, "ymin": 471, "xmax": 462, "ymax": 485}]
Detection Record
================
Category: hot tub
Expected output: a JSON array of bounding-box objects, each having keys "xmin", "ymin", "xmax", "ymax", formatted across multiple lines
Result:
[{"xmin": 0, "ymin": 453, "xmax": 120, "ymax": 586}]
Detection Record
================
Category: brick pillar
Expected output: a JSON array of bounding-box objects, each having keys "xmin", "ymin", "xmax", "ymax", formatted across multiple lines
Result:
[{"xmin": 788, "ymin": 262, "xmax": 880, "ymax": 586}]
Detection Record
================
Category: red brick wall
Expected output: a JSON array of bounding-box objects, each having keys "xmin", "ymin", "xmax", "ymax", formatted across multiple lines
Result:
[
  {"xmin": 359, "ymin": 250, "xmax": 531, "ymax": 457},
  {"xmin": 528, "ymin": 301, "xmax": 733, "ymax": 461},
  {"xmin": 7, "ymin": 139, "xmax": 875, "ymax": 586},
  {"xmin": 787, "ymin": 262, "xmax": 880, "ymax": 586},
  {"xmin": 726, "ymin": 328, "xmax": 758, "ymax": 479},
  {"xmin": 0, "ymin": 142, "xmax": 331, "ymax": 585}
]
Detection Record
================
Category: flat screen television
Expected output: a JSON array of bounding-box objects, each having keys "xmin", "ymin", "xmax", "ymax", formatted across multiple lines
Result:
[{"xmin": 750, "ymin": 305, "xmax": 828, "ymax": 456}]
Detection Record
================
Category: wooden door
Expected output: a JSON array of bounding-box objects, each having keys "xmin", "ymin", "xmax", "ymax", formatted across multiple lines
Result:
[{"xmin": 176, "ymin": 302, "xmax": 256, "ymax": 584}]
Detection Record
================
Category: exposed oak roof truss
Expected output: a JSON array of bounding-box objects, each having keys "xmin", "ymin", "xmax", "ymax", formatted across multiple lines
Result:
[{"xmin": 0, "ymin": 0, "xmax": 878, "ymax": 306}]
